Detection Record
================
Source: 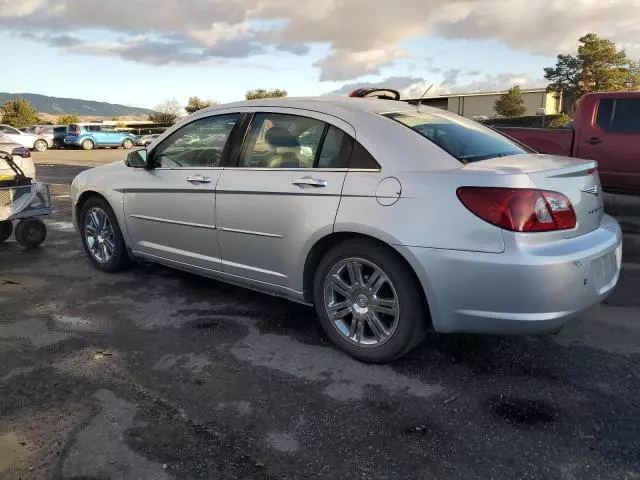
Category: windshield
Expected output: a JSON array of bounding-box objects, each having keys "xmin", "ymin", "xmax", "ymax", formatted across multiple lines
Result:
[{"xmin": 384, "ymin": 111, "xmax": 526, "ymax": 163}]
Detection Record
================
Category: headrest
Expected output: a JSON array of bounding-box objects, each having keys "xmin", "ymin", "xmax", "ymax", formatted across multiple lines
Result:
[{"xmin": 265, "ymin": 127, "xmax": 299, "ymax": 148}]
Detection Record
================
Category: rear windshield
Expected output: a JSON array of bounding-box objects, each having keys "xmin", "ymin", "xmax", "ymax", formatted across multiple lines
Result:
[{"xmin": 384, "ymin": 111, "xmax": 526, "ymax": 163}]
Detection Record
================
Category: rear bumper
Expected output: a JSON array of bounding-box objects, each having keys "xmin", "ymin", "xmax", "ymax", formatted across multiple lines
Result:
[{"xmin": 405, "ymin": 214, "xmax": 622, "ymax": 334}]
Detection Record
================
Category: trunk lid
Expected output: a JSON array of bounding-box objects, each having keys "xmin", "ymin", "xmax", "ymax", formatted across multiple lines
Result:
[{"xmin": 464, "ymin": 154, "xmax": 603, "ymax": 238}]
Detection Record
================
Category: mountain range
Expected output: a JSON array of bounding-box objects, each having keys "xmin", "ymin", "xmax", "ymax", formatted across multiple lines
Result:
[{"xmin": 0, "ymin": 92, "xmax": 154, "ymax": 117}]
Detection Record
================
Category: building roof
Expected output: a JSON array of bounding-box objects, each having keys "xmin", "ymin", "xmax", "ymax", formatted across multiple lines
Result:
[{"xmin": 405, "ymin": 88, "xmax": 550, "ymax": 102}]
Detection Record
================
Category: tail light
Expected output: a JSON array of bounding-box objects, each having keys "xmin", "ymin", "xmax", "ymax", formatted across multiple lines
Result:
[{"xmin": 456, "ymin": 187, "xmax": 576, "ymax": 232}]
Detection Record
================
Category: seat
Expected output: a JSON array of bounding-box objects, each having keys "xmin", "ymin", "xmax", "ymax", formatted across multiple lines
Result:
[{"xmin": 263, "ymin": 127, "xmax": 301, "ymax": 168}]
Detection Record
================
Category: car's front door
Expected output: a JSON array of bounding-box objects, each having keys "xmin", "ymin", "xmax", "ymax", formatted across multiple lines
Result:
[
  {"xmin": 124, "ymin": 112, "xmax": 243, "ymax": 272},
  {"xmin": 216, "ymin": 109, "xmax": 355, "ymax": 292}
]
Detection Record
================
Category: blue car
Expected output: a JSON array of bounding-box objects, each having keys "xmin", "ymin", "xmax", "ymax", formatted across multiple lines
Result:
[{"xmin": 64, "ymin": 124, "xmax": 137, "ymax": 150}]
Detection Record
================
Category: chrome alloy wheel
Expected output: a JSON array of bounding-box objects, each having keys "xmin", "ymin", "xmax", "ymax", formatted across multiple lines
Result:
[
  {"xmin": 323, "ymin": 257, "xmax": 400, "ymax": 347},
  {"xmin": 84, "ymin": 207, "xmax": 115, "ymax": 263}
]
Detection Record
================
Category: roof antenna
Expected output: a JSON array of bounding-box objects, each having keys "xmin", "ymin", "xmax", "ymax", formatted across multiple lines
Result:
[{"xmin": 416, "ymin": 84, "xmax": 434, "ymax": 113}]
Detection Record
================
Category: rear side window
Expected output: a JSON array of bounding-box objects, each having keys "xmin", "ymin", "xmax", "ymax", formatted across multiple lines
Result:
[
  {"xmin": 596, "ymin": 99, "xmax": 640, "ymax": 133},
  {"xmin": 384, "ymin": 112, "xmax": 526, "ymax": 163}
]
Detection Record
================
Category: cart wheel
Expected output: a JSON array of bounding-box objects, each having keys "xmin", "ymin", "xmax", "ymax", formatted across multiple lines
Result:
[
  {"xmin": 0, "ymin": 221, "xmax": 13, "ymax": 243},
  {"xmin": 15, "ymin": 218, "xmax": 47, "ymax": 248}
]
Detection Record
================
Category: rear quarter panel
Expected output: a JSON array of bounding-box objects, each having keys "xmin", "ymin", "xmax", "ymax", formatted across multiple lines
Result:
[{"xmin": 333, "ymin": 169, "xmax": 534, "ymax": 254}]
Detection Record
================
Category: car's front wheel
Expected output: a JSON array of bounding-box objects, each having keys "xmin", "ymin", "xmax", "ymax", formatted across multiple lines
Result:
[
  {"xmin": 313, "ymin": 239, "xmax": 428, "ymax": 363},
  {"xmin": 81, "ymin": 139, "xmax": 94, "ymax": 150},
  {"xmin": 79, "ymin": 196, "xmax": 131, "ymax": 272},
  {"xmin": 122, "ymin": 139, "xmax": 134, "ymax": 149}
]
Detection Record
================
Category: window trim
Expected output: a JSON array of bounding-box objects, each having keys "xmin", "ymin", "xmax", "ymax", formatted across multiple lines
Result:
[
  {"xmin": 226, "ymin": 111, "xmax": 379, "ymax": 172},
  {"xmin": 148, "ymin": 112, "xmax": 245, "ymax": 170}
]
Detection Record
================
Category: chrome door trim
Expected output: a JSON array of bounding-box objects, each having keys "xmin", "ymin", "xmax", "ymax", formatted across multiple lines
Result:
[
  {"xmin": 219, "ymin": 226, "xmax": 283, "ymax": 238},
  {"xmin": 130, "ymin": 214, "xmax": 217, "ymax": 230}
]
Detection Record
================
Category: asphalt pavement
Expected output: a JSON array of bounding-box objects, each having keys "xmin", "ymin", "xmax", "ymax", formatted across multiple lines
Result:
[{"xmin": 1, "ymin": 150, "xmax": 639, "ymax": 480}]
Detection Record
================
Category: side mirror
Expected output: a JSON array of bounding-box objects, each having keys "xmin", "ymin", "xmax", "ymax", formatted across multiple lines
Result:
[
  {"xmin": 11, "ymin": 147, "xmax": 30, "ymax": 158},
  {"xmin": 126, "ymin": 149, "xmax": 148, "ymax": 168}
]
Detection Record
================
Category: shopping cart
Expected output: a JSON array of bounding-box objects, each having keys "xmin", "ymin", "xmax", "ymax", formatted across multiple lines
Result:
[{"xmin": 0, "ymin": 151, "xmax": 52, "ymax": 248}]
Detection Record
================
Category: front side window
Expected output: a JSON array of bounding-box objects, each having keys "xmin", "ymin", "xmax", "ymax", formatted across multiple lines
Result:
[
  {"xmin": 239, "ymin": 113, "xmax": 326, "ymax": 168},
  {"xmin": 596, "ymin": 98, "xmax": 640, "ymax": 133},
  {"xmin": 385, "ymin": 111, "xmax": 526, "ymax": 163},
  {"xmin": 153, "ymin": 113, "xmax": 239, "ymax": 168}
]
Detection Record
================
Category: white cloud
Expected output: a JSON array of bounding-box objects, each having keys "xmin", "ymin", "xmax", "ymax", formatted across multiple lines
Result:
[
  {"xmin": 0, "ymin": 0, "xmax": 42, "ymax": 17},
  {"xmin": 2, "ymin": 0, "xmax": 640, "ymax": 81}
]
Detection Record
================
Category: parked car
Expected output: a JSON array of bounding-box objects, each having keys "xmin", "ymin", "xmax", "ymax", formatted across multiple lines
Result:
[
  {"xmin": 136, "ymin": 133, "xmax": 160, "ymax": 146},
  {"xmin": 71, "ymin": 97, "xmax": 622, "ymax": 363},
  {"xmin": 64, "ymin": 124, "xmax": 137, "ymax": 150},
  {"xmin": 496, "ymin": 91, "xmax": 640, "ymax": 195},
  {"xmin": 0, "ymin": 133, "xmax": 35, "ymax": 179},
  {"xmin": 0, "ymin": 124, "xmax": 52, "ymax": 152}
]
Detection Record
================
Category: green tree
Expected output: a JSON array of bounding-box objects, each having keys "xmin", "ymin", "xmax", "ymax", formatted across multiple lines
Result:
[
  {"xmin": 149, "ymin": 99, "xmax": 183, "ymax": 125},
  {"xmin": 545, "ymin": 33, "xmax": 640, "ymax": 112},
  {"xmin": 245, "ymin": 89, "xmax": 288, "ymax": 100},
  {"xmin": 185, "ymin": 97, "xmax": 217, "ymax": 114},
  {"xmin": 1, "ymin": 97, "xmax": 40, "ymax": 128},
  {"xmin": 494, "ymin": 85, "xmax": 527, "ymax": 117},
  {"xmin": 56, "ymin": 114, "xmax": 79, "ymax": 125}
]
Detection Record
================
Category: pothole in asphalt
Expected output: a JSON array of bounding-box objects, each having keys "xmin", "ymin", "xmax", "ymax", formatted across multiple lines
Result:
[{"xmin": 488, "ymin": 396, "xmax": 559, "ymax": 425}]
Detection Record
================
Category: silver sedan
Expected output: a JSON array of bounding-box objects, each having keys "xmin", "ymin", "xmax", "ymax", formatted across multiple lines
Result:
[{"xmin": 71, "ymin": 97, "xmax": 622, "ymax": 362}]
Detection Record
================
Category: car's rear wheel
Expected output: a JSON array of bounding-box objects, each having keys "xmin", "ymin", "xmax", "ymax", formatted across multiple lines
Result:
[
  {"xmin": 79, "ymin": 197, "xmax": 131, "ymax": 272},
  {"xmin": 81, "ymin": 139, "xmax": 94, "ymax": 150},
  {"xmin": 313, "ymin": 239, "xmax": 427, "ymax": 363},
  {"xmin": 34, "ymin": 139, "xmax": 48, "ymax": 152},
  {"xmin": 53, "ymin": 139, "xmax": 63, "ymax": 149},
  {"xmin": 122, "ymin": 139, "xmax": 134, "ymax": 149}
]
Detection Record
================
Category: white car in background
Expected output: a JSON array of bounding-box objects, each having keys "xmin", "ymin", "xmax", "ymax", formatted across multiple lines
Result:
[{"xmin": 0, "ymin": 124, "xmax": 52, "ymax": 152}]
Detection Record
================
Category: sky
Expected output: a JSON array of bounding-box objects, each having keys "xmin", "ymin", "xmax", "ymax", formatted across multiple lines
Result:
[{"xmin": 1, "ymin": 0, "xmax": 639, "ymax": 110}]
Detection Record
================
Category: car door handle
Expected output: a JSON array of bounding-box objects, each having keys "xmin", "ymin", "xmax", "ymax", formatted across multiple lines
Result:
[
  {"xmin": 588, "ymin": 137, "xmax": 603, "ymax": 145},
  {"xmin": 186, "ymin": 175, "xmax": 212, "ymax": 184},
  {"xmin": 292, "ymin": 177, "xmax": 327, "ymax": 188}
]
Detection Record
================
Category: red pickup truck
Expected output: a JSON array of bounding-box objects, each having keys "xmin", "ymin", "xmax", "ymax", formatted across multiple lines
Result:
[{"xmin": 497, "ymin": 91, "xmax": 640, "ymax": 195}]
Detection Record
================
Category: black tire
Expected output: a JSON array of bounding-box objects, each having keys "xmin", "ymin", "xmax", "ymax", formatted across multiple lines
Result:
[
  {"xmin": 122, "ymin": 139, "xmax": 134, "ymax": 149},
  {"xmin": 14, "ymin": 218, "xmax": 47, "ymax": 248},
  {"xmin": 33, "ymin": 139, "xmax": 48, "ymax": 152},
  {"xmin": 79, "ymin": 196, "xmax": 131, "ymax": 272},
  {"xmin": 313, "ymin": 239, "xmax": 428, "ymax": 363},
  {"xmin": 81, "ymin": 139, "xmax": 94, "ymax": 150},
  {"xmin": 53, "ymin": 139, "xmax": 63, "ymax": 149},
  {"xmin": 0, "ymin": 221, "xmax": 13, "ymax": 243}
]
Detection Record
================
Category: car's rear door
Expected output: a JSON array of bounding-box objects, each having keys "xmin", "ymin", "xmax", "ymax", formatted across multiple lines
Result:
[
  {"xmin": 215, "ymin": 108, "xmax": 355, "ymax": 292},
  {"xmin": 123, "ymin": 110, "xmax": 244, "ymax": 272},
  {"xmin": 576, "ymin": 97, "xmax": 640, "ymax": 192}
]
